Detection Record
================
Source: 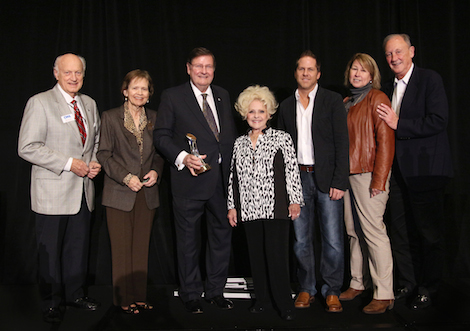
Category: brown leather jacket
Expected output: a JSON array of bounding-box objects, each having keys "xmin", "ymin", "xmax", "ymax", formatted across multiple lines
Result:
[{"xmin": 345, "ymin": 88, "xmax": 395, "ymax": 191}]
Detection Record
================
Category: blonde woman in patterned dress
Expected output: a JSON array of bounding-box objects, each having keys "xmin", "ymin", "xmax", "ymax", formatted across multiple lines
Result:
[{"xmin": 227, "ymin": 85, "xmax": 304, "ymax": 321}]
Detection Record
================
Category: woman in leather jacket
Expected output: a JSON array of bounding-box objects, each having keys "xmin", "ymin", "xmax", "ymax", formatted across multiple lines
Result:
[{"xmin": 339, "ymin": 53, "xmax": 395, "ymax": 314}]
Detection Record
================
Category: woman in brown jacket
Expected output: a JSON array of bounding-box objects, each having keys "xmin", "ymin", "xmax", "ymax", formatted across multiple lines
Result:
[
  {"xmin": 97, "ymin": 70, "xmax": 164, "ymax": 314},
  {"xmin": 339, "ymin": 54, "xmax": 395, "ymax": 314}
]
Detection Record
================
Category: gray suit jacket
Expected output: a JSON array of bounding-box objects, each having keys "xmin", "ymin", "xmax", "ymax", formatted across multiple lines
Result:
[
  {"xmin": 97, "ymin": 106, "xmax": 164, "ymax": 212},
  {"xmin": 18, "ymin": 84, "xmax": 100, "ymax": 215}
]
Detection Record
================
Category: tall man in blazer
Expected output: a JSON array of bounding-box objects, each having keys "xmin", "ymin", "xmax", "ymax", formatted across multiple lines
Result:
[
  {"xmin": 154, "ymin": 47, "xmax": 237, "ymax": 314},
  {"xmin": 18, "ymin": 53, "xmax": 101, "ymax": 323},
  {"xmin": 278, "ymin": 51, "xmax": 349, "ymax": 313},
  {"xmin": 377, "ymin": 34, "xmax": 453, "ymax": 309},
  {"xmin": 377, "ymin": 34, "xmax": 453, "ymax": 310}
]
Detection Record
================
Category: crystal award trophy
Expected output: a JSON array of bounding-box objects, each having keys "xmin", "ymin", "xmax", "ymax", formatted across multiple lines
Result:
[{"xmin": 186, "ymin": 133, "xmax": 211, "ymax": 174}]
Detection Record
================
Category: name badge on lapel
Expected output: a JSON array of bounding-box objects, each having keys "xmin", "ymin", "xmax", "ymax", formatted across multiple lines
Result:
[{"xmin": 61, "ymin": 114, "xmax": 74, "ymax": 123}]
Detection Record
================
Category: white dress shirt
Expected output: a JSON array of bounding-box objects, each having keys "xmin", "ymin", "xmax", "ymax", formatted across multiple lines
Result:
[
  {"xmin": 295, "ymin": 84, "xmax": 318, "ymax": 165},
  {"xmin": 392, "ymin": 63, "xmax": 414, "ymax": 116}
]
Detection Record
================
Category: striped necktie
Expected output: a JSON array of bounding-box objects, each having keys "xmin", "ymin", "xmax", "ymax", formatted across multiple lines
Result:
[
  {"xmin": 201, "ymin": 93, "xmax": 219, "ymax": 141},
  {"xmin": 72, "ymin": 100, "xmax": 86, "ymax": 145}
]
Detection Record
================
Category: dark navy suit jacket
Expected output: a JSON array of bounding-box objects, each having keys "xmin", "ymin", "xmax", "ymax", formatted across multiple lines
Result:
[
  {"xmin": 154, "ymin": 82, "xmax": 237, "ymax": 200},
  {"xmin": 382, "ymin": 66, "xmax": 453, "ymax": 183}
]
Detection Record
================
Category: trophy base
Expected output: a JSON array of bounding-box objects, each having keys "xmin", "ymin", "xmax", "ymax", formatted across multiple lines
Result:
[{"xmin": 195, "ymin": 164, "xmax": 211, "ymax": 174}]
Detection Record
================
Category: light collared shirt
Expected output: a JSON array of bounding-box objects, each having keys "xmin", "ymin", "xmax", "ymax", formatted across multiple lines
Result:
[
  {"xmin": 190, "ymin": 81, "xmax": 220, "ymax": 131},
  {"xmin": 295, "ymin": 84, "xmax": 318, "ymax": 165},
  {"xmin": 392, "ymin": 63, "xmax": 414, "ymax": 116},
  {"xmin": 57, "ymin": 83, "xmax": 88, "ymax": 171},
  {"xmin": 175, "ymin": 81, "xmax": 220, "ymax": 170}
]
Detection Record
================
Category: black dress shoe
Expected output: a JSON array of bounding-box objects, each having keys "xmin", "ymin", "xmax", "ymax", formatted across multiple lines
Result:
[
  {"xmin": 43, "ymin": 307, "xmax": 62, "ymax": 324},
  {"xmin": 70, "ymin": 297, "xmax": 101, "ymax": 310},
  {"xmin": 185, "ymin": 300, "xmax": 203, "ymax": 314},
  {"xmin": 410, "ymin": 294, "xmax": 431, "ymax": 310},
  {"xmin": 205, "ymin": 295, "xmax": 234, "ymax": 309},
  {"xmin": 281, "ymin": 309, "xmax": 295, "ymax": 321},
  {"xmin": 395, "ymin": 287, "xmax": 410, "ymax": 300}
]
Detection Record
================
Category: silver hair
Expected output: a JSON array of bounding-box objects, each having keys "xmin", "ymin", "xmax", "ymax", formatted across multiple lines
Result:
[
  {"xmin": 53, "ymin": 54, "xmax": 86, "ymax": 76},
  {"xmin": 383, "ymin": 34, "xmax": 412, "ymax": 50}
]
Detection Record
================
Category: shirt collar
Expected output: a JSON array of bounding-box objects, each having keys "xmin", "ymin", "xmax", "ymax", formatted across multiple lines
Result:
[
  {"xmin": 394, "ymin": 63, "xmax": 414, "ymax": 86},
  {"xmin": 246, "ymin": 126, "xmax": 271, "ymax": 137},
  {"xmin": 190, "ymin": 81, "xmax": 213, "ymax": 99},
  {"xmin": 295, "ymin": 83, "xmax": 319, "ymax": 101},
  {"xmin": 57, "ymin": 83, "xmax": 77, "ymax": 104}
]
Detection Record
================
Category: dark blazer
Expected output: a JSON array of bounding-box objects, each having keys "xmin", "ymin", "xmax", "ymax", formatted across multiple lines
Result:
[
  {"xmin": 277, "ymin": 86, "xmax": 349, "ymax": 193},
  {"xmin": 153, "ymin": 82, "xmax": 237, "ymax": 200},
  {"xmin": 97, "ymin": 106, "xmax": 164, "ymax": 212},
  {"xmin": 382, "ymin": 66, "xmax": 453, "ymax": 180}
]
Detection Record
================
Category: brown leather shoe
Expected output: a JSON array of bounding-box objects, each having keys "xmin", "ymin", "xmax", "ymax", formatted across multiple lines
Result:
[
  {"xmin": 325, "ymin": 295, "xmax": 343, "ymax": 313},
  {"xmin": 362, "ymin": 299, "xmax": 394, "ymax": 314},
  {"xmin": 339, "ymin": 288, "xmax": 364, "ymax": 301},
  {"xmin": 294, "ymin": 292, "xmax": 315, "ymax": 308}
]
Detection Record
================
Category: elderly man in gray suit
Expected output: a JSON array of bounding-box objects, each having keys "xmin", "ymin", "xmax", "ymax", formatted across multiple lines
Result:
[{"xmin": 18, "ymin": 53, "xmax": 101, "ymax": 323}]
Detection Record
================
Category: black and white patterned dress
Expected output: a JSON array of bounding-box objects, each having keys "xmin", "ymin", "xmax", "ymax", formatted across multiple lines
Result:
[{"xmin": 227, "ymin": 127, "xmax": 304, "ymax": 222}]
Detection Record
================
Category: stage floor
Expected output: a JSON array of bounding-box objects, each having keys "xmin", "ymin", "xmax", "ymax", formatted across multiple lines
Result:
[{"xmin": 1, "ymin": 280, "xmax": 469, "ymax": 331}]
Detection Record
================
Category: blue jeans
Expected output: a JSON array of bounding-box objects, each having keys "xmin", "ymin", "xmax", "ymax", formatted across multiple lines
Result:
[{"xmin": 293, "ymin": 170, "xmax": 344, "ymax": 298}]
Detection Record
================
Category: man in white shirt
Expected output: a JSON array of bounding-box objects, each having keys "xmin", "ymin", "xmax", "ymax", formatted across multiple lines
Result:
[{"xmin": 278, "ymin": 50, "xmax": 349, "ymax": 313}]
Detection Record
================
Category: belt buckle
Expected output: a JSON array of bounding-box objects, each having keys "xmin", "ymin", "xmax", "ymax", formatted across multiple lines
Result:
[{"xmin": 301, "ymin": 165, "xmax": 314, "ymax": 173}]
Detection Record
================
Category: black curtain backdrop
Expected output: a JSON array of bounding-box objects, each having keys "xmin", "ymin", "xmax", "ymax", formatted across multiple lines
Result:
[{"xmin": 1, "ymin": 0, "xmax": 469, "ymax": 287}]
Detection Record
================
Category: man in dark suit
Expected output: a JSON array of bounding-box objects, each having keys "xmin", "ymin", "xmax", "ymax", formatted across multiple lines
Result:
[
  {"xmin": 377, "ymin": 34, "xmax": 453, "ymax": 310},
  {"xmin": 18, "ymin": 53, "xmax": 101, "ymax": 323},
  {"xmin": 278, "ymin": 51, "xmax": 349, "ymax": 313},
  {"xmin": 154, "ymin": 47, "xmax": 237, "ymax": 314}
]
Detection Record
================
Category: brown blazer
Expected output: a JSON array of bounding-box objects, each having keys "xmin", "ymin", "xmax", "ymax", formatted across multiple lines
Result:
[{"xmin": 97, "ymin": 106, "xmax": 164, "ymax": 212}]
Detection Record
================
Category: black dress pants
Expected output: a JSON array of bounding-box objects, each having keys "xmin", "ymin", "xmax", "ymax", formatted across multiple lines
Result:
[
  {"xmin": 172, "ymin": 177, "xmax": 232, "ymax": 302},
  {"xmin": 244, "ymin": 219, "xmax": 293, "ymax": 313},
  {"xmin": 389, "ymin": 167, "xmax": 448, "ymax": 299},
  {"xmin": 35, "ymin": 196, "xmax": 91, "ymax": 311}
]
